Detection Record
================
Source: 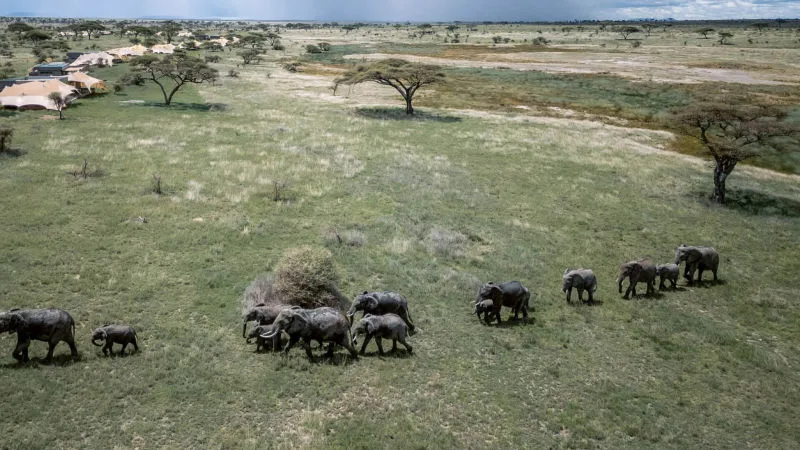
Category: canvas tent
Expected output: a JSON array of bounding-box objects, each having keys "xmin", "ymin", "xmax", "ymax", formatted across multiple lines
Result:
[
  {"xmin": 107, "ymin": 44, "xmax": 149, "ymax": 60},
  {"xmin": 67, "ymin": 52, "xmax": 114, "ymax": 70},
  {"xmin": 67, "ymin": 72, "xmax": 106, "ymax": 91},
  {"xmin": 0, "ymin": 79, "xmax": 79, "ymax": 110},
  {"xmin": 151, "ymin": 44, "xmax": 176, "ymax": 54}
]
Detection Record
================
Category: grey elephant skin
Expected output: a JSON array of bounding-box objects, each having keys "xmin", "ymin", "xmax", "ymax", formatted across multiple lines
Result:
[
  {"xmin": 476, "ymin": 281, "xmax": 530, "ymax": 325},
  {"xmin": 352, "ymin": 313, "xmax": 413, "ymax": 355},
  {"xmin": 617, "ymin": 259, "xmax": 657, "ymax": 299},
  {"xmin": 92, "ymin": 324, "xmax": 139, "ymax": 356},
  {"xmin": 655, "ymin": 263, "xmax": 680, "ymax": 290},
  {"xmin": 246, "ymin": 323, "xmax": 283, "ymax": 352},
  {"xmin": 242, "ymin": 304, "xmax": 293, "ymax": 338},
  {"xmin": 347, "ymin": 291, "xmax": 415, "ymax": 334},
  {"xmin": 674, "ymin": 245, "xmax": 719, "ymax": 285},
  {"xmin": 262, "ymin": 307, "xmax": 358, "ymax": 359},
  {"xmin": 473, "ymin": 299, "xmax": 495, "ymax": 324},
  {"xmin": 562, "ymin": 269, "xmax": 597, "ymax": 303},
  {"xmin": 0, "ymin": 308, "xmax": 78, "ymax": 363}
]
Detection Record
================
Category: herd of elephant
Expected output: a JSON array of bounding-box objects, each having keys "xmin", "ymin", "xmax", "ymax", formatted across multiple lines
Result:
[
  {"xmin": 474, "ymin": 244, "xmax": 720, "ymax": 325},
  {"xmin": 0, "ymin": 245, "xmax": 718, "ymax": 363}
]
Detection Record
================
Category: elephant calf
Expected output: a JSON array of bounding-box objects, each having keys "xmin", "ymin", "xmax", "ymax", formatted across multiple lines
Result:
[
  {"xmin": 92, "ymin": 325, "xmax": 139, "ymax": 356},
  {"xmin": 562, "ymin": 269, "xmax": 597, "ymax": 303},
  {"xmin": 473, "ymin": 299, "xmax": 495, "ymax": 324},
  {"xmin": 246, "ymin": 323, "xmax": 283, "ymax": 353},
  {"xmin": 347, "ymin": 291, "xmax": 415, "ymax": 335},
  {"xmin": 655, "ymin": 263, "xmax": 680, "ymax": 290},
  {"xmin": 618, "ymin": 259, "xmax": 657, "ymax": 299},
  {"xmin": 352, "ymin": 314, "xmax": 412, "ymax": 355}
]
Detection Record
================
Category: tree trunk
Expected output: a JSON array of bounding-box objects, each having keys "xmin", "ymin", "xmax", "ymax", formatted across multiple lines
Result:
[
  {"xmin": 711, "ymin": 157, "xmax": 737, "ymax": 204},
  {"xmin": 405, "ymin": 96, "xmax": 414, "ymax": 115}
]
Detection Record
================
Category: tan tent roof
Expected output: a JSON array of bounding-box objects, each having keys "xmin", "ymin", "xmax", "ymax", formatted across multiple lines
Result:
[
  {"xmin": 68, "ymin": 52, "xmax": 114, "ymax": 68},
  {"xmin": 107, "ymin": 44, "xmax": 149, "ymax": 57},
  {"xmin": 151, "ymin": 44, "xmax": 175, "ymax": 54},
  {"xmin": 67, "ymin": 72, "xmax": 105, "ymax": 90},
  {"xmin": 0, "ymin": 95, "xmax": 56, "ymax": 110},
  {"xmin": 0, "ymin": 79, "xmax": 78, "ymax": 98}
]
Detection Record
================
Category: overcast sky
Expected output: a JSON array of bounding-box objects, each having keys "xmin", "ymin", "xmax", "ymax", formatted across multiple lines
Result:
[{"xmin": 3, "ymin": 0, "xmax": 799, "ymax": 21}]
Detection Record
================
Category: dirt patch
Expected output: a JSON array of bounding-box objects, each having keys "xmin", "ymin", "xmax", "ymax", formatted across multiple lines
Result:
[
  {"xmin": 40, "ymin": 115, "xmax": 59, "ymax": 120},
  {"xmin": 343, "ymin": 52, "xmax": 796, "ymax": 85}
]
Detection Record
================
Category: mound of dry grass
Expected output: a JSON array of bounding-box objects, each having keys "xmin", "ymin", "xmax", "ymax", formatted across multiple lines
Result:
[{"xmin": 273, "ymin": 245, "xmax": 348, "ymax": 310}]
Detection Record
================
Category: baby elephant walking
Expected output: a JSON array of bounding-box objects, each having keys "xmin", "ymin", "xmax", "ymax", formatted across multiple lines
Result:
[
  {"xmin": 92, "ymin": 325, "xmax": 139, "ymax": 356},
  {"xmin": 655, "ymin": 263, "xmax": 680, "ymax": 290},
  {"xmin": 352, "ymin": 314, "xmax": 413, "ymax": 355}
]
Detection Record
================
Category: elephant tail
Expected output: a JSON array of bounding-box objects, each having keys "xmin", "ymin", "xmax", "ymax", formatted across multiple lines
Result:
[{"xmin": 406, "ymin": 308, "xmax": 416, "ymax": 335}]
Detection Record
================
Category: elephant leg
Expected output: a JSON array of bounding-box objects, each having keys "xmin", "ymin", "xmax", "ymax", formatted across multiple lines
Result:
[
  {"xmin": 283, "ymin": 335, "xmax": 300, "ymax": 354},
  {"xmin": 391, "ymin": 339, "xmax": 398, "ymax": 352},
  {"xmin": 697, "ymin": 267, "xmax": 704, "ymax": 283},
  {"xmin": 359, "ymin": 334, "xmax": 372, "ymax": 355},
  {"xmin": 326, "ymin": 342, "xmax": 335, "ymax": 357},
  {"xmin": 493, "ymin": 307, "xmax": 502, "ymax": 326},
  {"xmin": 375, "ymin": 337, "xmax": 385, "ymax": 355},
  {"xmin": 45, "ymin": 341, "xmax": 58, "ymax": 362},
  {"xmin": 14, "ymin": 339, "xmax": 31, "ymax": 362},
  {"xmin": 339, "ymin": 335, "xmax": 358, "ymax": 358},
  {"xmin": 64, "ymin": 337, "xmax": 78, "ymax": 360},
  {"xmin": 712, "ymin": 269, "xmax": 718, "ymax": 281},
  {"xmin": 623, "ymin": 283, "xmax": 633, "ymax": 300},
  {"xmin": 271, "ymin": 335, "xmax": 281, "ymax": 352},
  {"xmin": 121, "ymin": 343, "xmax": 128, "ymax": 356},
  {"xmin": 301, "ymin": 339, "xmax": 314, "ymax": 358},
  {"xmin": 132, "ymin": 338, "xmax": 139, "ymax": 352},
  {"xmin": 399, "ymin": 337, "xmax": 413, "ymax": 354},
  {"xmin": 588, "ymin": 290, "xmax": 594, "ymax": 303},
  {"xmin": 103, "ymin": 343, "xmax": 112, "ymax": 355},
  {"xmin": 577, "ymin": 288, "xmax": 584, "ymax": 302},
  {"xmin": 566, "ymin": 288, "xmax": 572, "ymax": 303}
]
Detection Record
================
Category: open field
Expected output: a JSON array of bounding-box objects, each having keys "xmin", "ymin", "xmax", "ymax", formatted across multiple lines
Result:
[{"xmin": 1, "ymin": 21, "xmax": 799, "ymax": 448}]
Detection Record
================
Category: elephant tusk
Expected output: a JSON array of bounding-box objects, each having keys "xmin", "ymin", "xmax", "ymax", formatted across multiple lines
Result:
[
  {"xmin": 261, "ymin": 330, "xmax": 278, "ymax": 339},
  {"xmin": 91, "ymin": 339, "xmax": 102, "ymax": 347}
]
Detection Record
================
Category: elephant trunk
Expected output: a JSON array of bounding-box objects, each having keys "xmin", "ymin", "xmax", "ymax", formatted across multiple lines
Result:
[
  {"xmin": 246, "ymin": 337, "xmax": 253, "ymax": 344},
  {"xmin": 242, "ymin": 322, "xmax": 248, "ymax": 339},
  {"xmin": 91, "ymin": 338, "xmax": 102, "ymax": 347},
  {"xmin": 617, "ymin": 275, "xmax": 625, "ymax": 293}
]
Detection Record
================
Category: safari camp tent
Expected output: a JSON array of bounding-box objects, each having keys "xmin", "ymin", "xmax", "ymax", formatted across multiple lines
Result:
[
  {"xmin": 66, "ymin": 72, "xmax": 106, "ymax": 92},
  {"xmin": 0, "ymin": 79, "xmax": 79, "ymax": 110}
]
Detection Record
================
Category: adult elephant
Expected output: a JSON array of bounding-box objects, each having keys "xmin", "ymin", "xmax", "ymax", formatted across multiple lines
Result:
[
  {"xmin": 242, "ymin": 304, "xmax": 295, "ymax": 338},
  {"xmin": 262, "ymin": 307, "xmax": 358, "ymax": 359},
  {"xmin": 0, "ymin": 308, "xmax": 78, "ymax": 363},
  {"xmin": 617, "ymin": 259, "xmax": 656, "ymax": 299},
  {"xmin": 674, "ymin": 245, "xmax": 719, "ymax": 285},
  {"xmin": 562, "ymin": 269, "xmax": 597, "ymax": 303},
  {"xmin": 475, "ymin": 281, "xmax": 530, "ymax": 325},
  {"xmin": 347, "ymin": 291, "xmax": 415, "ymax": 334}
]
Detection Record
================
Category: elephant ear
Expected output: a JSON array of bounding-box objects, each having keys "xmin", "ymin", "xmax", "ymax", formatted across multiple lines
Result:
[
  {"xmin": 686, "ymin": 248, "xmax": 702, "ymax": 263},
  {"xmin": 365, "ymin": 320, "xmax": 376, "ymax": 334},
  {"xmin": 366, "ymin": 295, "xmax": 379, "ymax": 310},
  {"xmin": 9, "ymin": 314, "xmax": 26, "ymax": 332}
]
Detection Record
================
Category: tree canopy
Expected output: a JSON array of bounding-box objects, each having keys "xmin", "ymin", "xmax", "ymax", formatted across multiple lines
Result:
[
  {"xmin": 335, "ymin": 58, "xmax": 445, "ymax": 114},
  {"xmin": 677, "ymin": 105, "xmax": 797, "ymax": 203},
  {"xmin": 129, "ymin": 53, "xmax": 218, "ymax": 106}
]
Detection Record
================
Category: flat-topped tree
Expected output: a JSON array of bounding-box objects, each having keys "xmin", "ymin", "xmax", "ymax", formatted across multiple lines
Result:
[
  {"xmin": 75, "ymin": 20, "xmax": 106, "ymax": 39},
  {"xmin": 336, "ymin": 58, "xmax": 445, "ymax": 115},
  {"xmin": 696, "ymin": 28, "xmax": 715, "ymax": 39},
  {"xmin": 677, "ymin": 105, "xmax": 797, "ymax": 203},
  {"xmin": 8, "ymin": 22, "xmax": 33, "ymax": 39},
  {"xmin": 129, "ymin": 53, "xmax": 218, "ymax": 106},
  {"xmin": 161, "ymin": 20, "xmax": 181, "ymax": 44}
]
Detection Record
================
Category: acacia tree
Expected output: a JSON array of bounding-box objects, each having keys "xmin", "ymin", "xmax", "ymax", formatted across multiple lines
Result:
[
  {"xmin": 696, "ymin": 28, "xmax": 715, "ymax": 39},
  {"xmin": 160, "ymin": 20, "xmax": 181, "ymax": 44},
  {"xmin": 8, "ymin": 22, "xmax": 33, "ymax": 39},
  {"xmin": 678, "ymin": 105, "xmax": 797, "ymax": 203},
  {"xmin": 616, "ymin": 26, "xmax": 641, "ymax": 40},
  {"xmin": 75, "ymin": 20, "xmax": 106, "ymax": 40},
  {"xmin": 129, "ymin": 54, "xmax": 218, "ymax": 105},
  {"xmin": 47, "ymin": 92, "xmax": 68, "ymax": 120},
  {"xmin": 335, "ymin": 59, "xmax": 445, "ymax": 115}
]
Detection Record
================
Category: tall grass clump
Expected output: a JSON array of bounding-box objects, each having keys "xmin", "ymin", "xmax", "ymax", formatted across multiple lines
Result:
[
  {"xmin": 273, "ymin": 245, "xmax": 347, "ymax": 309},
  {"xmin": 425, "ymin": 226, "xmax": 469, "ymax": 258}
]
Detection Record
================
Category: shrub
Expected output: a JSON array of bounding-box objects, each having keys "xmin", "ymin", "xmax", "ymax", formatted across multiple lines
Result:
[
  {"xmin": 0, "ymin": 127, "xmax": 12, "ymax": 153},
  {"xmin": 425, "ymin": 226, "xmax": 468, "ymax": 259},
  {"xmin": 205, "ymin": 55, "xmax": 221, "ymax": 63},
  {"xmin": 243, "ymin": 273, "xmax": 278, "ymax": 313},
  {"xmin": 532, "ymin": 36, "xmax": 549, "ymax": 46},
  {"xmin": 305, "ymin": 44, "xmax": 322, "ymax": 53},
  {"xmin": 273, "ymin": 246, "xmax": 346, "ymax": 309}
]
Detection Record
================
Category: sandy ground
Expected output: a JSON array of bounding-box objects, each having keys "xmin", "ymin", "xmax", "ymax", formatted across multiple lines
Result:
[{"xmin": 343, "ymin": 52, "xmax": 797, "ymax": 85}]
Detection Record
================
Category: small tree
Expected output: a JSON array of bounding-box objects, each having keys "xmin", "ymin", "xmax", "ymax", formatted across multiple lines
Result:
[
  {"xmin": 696, "ymin": 28, "xmax": 715, "ymax": 39},
  {"xmin": 75, "ymin": 20, "xmax": 106, "ymax": 40},
  {"xmin": 0, "ymin": 127, "xmax": 12, "ymax": 153},
  {"xmin": 677, "ymin": 105, "xmax": 797, "ymax": 203},
  {"xmin": 616, "ymin": 26, "xmax": 641, "ymax": 40},
  {"xmin": 718, "ymin": 31, "xmax": 734, "ymax": 45},
  {"xmin": 26, "ymin": 30, "xmax": 51, "ymax": 45},
  {"xmin": 335, "ymin": 58, "xmax": 445, "ymax": 115},
  {"xmin": 8, "ymin": 22, "xmax": 33, "ymax": 39},
  {"xmin": 238, "ymin": 49, "xmax": 262, "ymax": 65},
  {"xmin": 160, "ymin": 20, "xmax": 181, "ymax": 44},
  {"xmin": 641, "ymin": 23, "xmax": 656, "ymax": 36},
  {"xmin": 129, "ymin": 54, "xmax": 218, "ymax": 106},
  {"xmin": 47, "ymin": 92, "xmax": 67, "ymax": 120}
]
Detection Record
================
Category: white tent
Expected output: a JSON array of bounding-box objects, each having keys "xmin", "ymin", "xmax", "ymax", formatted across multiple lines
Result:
[
  {"xmin": 151, "ymin": 44, "xmax": 176, "ymax": 54},
  {"xmin": 68, "ymin": 52, "xmax": 114, "ymax": 69},
  {"xmin": 0, "ymin": 80, "xmax": 79, "ymax": 110}
]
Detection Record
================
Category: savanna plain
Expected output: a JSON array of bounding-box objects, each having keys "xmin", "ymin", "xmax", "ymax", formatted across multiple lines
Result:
[{"xmin": 1, "ymin": 20, "xmax": 799, "ymax": 448}]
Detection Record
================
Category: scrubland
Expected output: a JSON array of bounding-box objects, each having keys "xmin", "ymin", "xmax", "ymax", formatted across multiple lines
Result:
[{"xmin": 0, "ymin": 21, "xmax": 799, "ymax": 448}]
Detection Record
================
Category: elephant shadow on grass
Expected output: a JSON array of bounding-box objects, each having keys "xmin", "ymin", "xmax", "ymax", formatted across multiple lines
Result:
[
  {"xmin": 690, "ymin": 188, "xmax": 800, "ymax": 218},
  {"xmin": 354, "ymin": 106, "xmax": 462, "ymax": 123},
  {"xmin": 489, "ymin": 316, "xmax": 536, "ymax": 328},
  {"xmin": 1, "ymin": 353, "xmax": 81, "ymax": 369},
  {"xmin": 359, "ymin": 348, "xmax": 414, "ymax": 359}
]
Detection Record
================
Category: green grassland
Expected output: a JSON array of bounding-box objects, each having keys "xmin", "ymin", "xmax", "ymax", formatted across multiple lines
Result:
[{"xmin": 1, "ymin": 23, "xmax": 799, "ymax": 448}]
